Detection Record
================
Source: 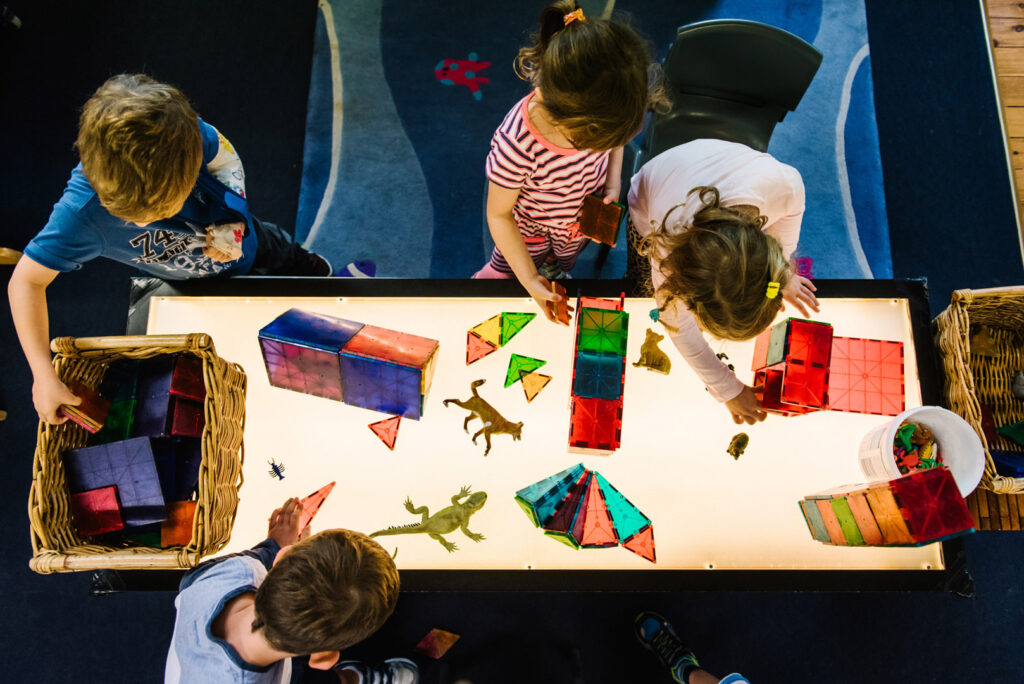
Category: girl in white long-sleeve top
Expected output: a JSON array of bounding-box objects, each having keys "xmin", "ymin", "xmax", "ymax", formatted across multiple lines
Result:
[{"xmin": 627, "ymin": 138, "xmax": 820, "ymax": 425}]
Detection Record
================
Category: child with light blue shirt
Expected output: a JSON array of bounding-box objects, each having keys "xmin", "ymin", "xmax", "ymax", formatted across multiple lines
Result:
[{"xmin": 165, "ymin": 497, "xmax": 417, "ymax": 684}]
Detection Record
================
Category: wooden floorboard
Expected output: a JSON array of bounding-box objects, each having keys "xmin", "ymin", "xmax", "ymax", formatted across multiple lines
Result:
[{"xmin": 985, "ymin": 1, "xmax": 1024, "ymax": 260}]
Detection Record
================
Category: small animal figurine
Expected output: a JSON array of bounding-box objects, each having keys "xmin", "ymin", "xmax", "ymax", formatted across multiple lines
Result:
[
  {"xmin": 370, "ymin": 486, "xmax": 487, "ymax": 552},
  {"xmin": 1014, "ymin": 371, "xmax": 1024, "ymax": 401},
  {"xmin": 267, "ymin": 459, "xmax": 286, "ymax": 480},
  {"xmin": 727, "ymin": 433, "xmax": 749, "ymax": 460},
  {"xmin": 633, "ymin": 328, "xmax": 671, "ymax": 374},
  {"xmin": 443, "ymin": 379, "xmax": 523, "ymax": 456}
]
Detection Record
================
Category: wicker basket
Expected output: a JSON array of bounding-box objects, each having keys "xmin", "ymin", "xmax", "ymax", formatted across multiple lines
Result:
[
  {"xmin": 934, "ymin": 286, "xmax": 1024, "ymax": 494},
  {"xmin": 29, "ymin": 333, "xmax": 246, "ymax": 574}
]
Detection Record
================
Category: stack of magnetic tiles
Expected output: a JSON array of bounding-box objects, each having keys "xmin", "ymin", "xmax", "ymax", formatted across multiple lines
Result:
[
  {"xmin": 799, "ymin": 465, "xmax": 974, "ymax": 546},
  {"xmin": 568, "ymin": 294, "xmax": 629, "ymax": 454},
  {"xmin": 61, "ymin": 355, "xmax": 206, "ymax": 546},
  {"xmin": 258, "ymin": 308, "xmax": 439, "ymax": 420},
  {"xmin": 515, "ymin": 463, "xmax": 655, "ymax": 562},
  {"xmin": 752, "ymin": 317, "xmax": 906, "ymax": 417}
]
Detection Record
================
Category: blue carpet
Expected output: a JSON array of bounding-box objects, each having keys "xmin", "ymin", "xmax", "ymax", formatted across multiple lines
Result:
[{"xmin": 297, "ymin": 0, "xmax": 892, "ymax": 279}]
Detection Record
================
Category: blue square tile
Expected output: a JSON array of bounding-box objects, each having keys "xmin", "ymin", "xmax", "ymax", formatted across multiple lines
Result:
[
  {"xmin": 338, "ymin": 356, "xmax": 422, "ymax": 419},
  {"xmin": 572, "ymin": 351, "xmax": 623, "ymax": 400}
]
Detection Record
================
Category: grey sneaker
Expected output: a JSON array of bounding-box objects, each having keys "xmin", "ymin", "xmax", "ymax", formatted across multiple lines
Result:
[
  {"xmin": 335, "ymin": 657, "xmax": 419, "ymax": 684},
  {"xmin": 538, "ymin": 261, "xmax": 563, "ymax": 280}
]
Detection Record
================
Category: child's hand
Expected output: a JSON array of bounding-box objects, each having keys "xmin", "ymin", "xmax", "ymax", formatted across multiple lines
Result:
[
  {"xmin": 725, "ymin": 385, "xmax": 767, "ymax": 425},
  {"xmin": 267, "ymin": 497, "xmax": 304, "ymax": 548},
  {"xmin": 203, "ymin": 232, "xmax": 235, "ymax": 262},
  {"xmin": 34, "ymin": 372, "xmax": 80, "ymax": 425},
  {"xmin": 781, "ymin": 276, "xmax": 819, "ymax": 318},
  {"xmin": 526, "ymin": 274, "xmax": 570, "ymax": 325},
  {"xmin": 602, "ymin": 181, "xmax": 621, "ymax": 204}
]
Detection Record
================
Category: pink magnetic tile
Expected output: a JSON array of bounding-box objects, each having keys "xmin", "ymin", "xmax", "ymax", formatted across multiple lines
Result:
[
  {"xmin": 578, "ymin": 296, "xmax": 621, "ymax": 311},
  {"xmin": 342, "ymin": 325, "xmax": 438, "ymax": 369},
  {"xmin": 828, "ymin": 337, "xmax": 905, "ymax": 416}
]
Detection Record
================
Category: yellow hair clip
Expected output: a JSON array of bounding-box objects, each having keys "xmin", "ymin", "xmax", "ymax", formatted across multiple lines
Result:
[
  {"xmin": 766, "ymin": 281, "xmax": 780, "ymax": 299},
  {"xmin": 564, "ymin": 8, "xmax": 585, "ymax": 25}
]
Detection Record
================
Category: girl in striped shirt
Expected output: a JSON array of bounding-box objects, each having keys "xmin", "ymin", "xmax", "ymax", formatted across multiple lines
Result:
[{"xmin": 474, "ymin": 1, "xmax": 666, "ymax": 322}]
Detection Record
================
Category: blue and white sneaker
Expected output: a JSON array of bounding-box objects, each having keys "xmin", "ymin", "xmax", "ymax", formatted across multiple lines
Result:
[
  {"xmin": 634, "ymin": 611, "xmax": 700, "ymax": 684},
  {"xmin": 335, "ymin": 657, "xmax": 419, "ymax": 684}
]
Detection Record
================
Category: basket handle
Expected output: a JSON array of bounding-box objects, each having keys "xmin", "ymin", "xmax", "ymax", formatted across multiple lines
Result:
[
  {"xmin": 51, "ymin": 333, "xmax": 213, "ymax": 354},
  {"xmin": 951, "ymin": 285, "xmax": 1024, "ymax": 306}
]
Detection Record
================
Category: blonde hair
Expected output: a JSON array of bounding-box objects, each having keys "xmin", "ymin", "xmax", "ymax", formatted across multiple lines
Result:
[
  {"xmin": 76, "ymin": 74, "xmax": 202, "ymax": 223},
  {"xmin": 514, "ymin": 1, "xmax": 670, "ymax": 151},
  {"xmin": 640, "ymin": 186, "xmax": 790, "ymax": 341}
]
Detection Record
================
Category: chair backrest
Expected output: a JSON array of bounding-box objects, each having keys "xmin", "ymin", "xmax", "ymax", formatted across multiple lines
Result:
[{"xmin": 640, "ymin": 19, "xmax": 822, "ymax": 163}]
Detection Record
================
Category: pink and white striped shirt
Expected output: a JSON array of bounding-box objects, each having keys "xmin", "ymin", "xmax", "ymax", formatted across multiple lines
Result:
[{"xmin": 485, "ymin": 92, "xmax": 610, "ymax": 230}]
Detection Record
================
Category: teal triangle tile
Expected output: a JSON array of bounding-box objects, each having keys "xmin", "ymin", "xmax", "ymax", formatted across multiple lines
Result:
[{"xmin": 595, "ymin": 472, "xmax": 650, "ymax": 541}]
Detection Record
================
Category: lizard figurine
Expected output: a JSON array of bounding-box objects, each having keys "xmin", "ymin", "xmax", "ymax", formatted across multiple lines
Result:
[{"xmin": 369, "ymin": 486, "xmax": 487, "ymax": 553}]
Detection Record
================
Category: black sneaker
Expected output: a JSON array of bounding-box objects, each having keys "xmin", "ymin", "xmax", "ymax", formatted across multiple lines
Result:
[
  {"xmin": 303, "ymin": 251, "xmax": 333, "ymax": 277},
  {"xmin": 634, "ymin": 611, "xmax": 699, "ymax": 684},
  {"xmin": 335, "ymin": 657, "xmax": 419, "ymax": 684}
]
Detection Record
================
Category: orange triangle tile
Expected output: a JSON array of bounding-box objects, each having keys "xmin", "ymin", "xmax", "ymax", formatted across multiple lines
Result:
[
  {"xmin": 466, "ymin": 331, "xmax": 498, "ymax": 365},
  {"xmin": 299, "ymin": 481, "xmax": 336, "ymax": 532},
  {"xmin": 521, "ymin": 371, "xmax": 552, "ymax": 402},
  {"xmin": 369, "ymin": 415, "xmax": 402, "ymax": 450},
  {"xmin": 622, "ymin": 523, "xmax": 656, "ymax": 563}
]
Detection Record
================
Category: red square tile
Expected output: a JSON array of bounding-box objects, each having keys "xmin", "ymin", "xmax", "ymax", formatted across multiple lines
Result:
[{"xmin": 828, "ymin": 337, "xmax": 905, "ymax": 416}]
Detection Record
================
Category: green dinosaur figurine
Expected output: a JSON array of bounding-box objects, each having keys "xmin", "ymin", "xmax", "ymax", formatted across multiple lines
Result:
[{"xmin": 369, "ymin": 486, "xmax": 487, "ymax": 553}]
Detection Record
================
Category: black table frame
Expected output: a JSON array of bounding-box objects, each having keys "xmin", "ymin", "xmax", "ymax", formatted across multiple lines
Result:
[{"xmin": 99, "ymin": 276, "xmax": 971, "ymax": 595}]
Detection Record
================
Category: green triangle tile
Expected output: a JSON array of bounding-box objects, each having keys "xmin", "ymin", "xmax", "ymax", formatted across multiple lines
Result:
[
  {"xmin": 504, "ymin": 354, "xmax": 547, "ymax": 387},
  {"xmin": 500, "ymin": 312, "xmax": 537, "ymax": 346}
]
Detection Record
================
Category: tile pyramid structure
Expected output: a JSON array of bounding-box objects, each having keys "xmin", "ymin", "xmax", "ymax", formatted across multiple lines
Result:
[{"xmin": 515, "ymin": 464, "xmax": 655, "ymax": 563}]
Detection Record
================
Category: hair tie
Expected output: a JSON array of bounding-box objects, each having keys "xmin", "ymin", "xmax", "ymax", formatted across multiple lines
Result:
[
  {"xmin": 564, "ymin": 8, "xmax": 585, "ymax": 25},
  {"xmin": 765, "ymin": 281, "xmax": 780, "ymax": 299}
]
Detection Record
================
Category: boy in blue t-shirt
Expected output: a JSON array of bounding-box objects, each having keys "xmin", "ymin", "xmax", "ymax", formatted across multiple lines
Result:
[
  {"xmin": 166, "ymin": 496, "xmax": 418, "ymax": 684},
  {"xmin": 8, "ymin": 74, "xmax": 332, "ymax": 424}
]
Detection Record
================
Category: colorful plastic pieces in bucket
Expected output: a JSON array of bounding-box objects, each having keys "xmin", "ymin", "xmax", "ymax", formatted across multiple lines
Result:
[
  {"xmin": 466, "ymin": 312, "xmax": 537, "ymax": 364},
  {"xmin": 893, "ymin": 421, "xmax": 941, "ymax": 475},
  {"xmin": 515, "ymin": 464, "xmax": 655, "ymax": 563}
]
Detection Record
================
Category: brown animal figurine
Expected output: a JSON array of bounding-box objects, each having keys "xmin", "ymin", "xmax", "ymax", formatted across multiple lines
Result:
[
  {"xmin": 443, "ymin": 379, "xmax": 523, "ymax": 456},
  {"xmin": 633, "ymin": 328, "xmax": 671, "ymax": 374}
]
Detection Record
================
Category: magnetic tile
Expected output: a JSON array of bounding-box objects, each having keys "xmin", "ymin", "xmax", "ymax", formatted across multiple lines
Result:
[{"xmin": 829, "ymin": 337, "xmax": 905, "ymax": 416}]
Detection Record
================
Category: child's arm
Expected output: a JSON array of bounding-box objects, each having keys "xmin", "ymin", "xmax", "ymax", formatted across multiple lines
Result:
[
  {"xmin": 602, "ymin": 146, "xmax": 624, "ymax": 203},
  {"xmin": 659, "ymin": 300, "xmax": 766, "ymax": 425},
  {"xmin": 485, "ymin": 181, "xmax": 564, "ymax": 323},
  {"xmin": 205, "ymin": 128, "xmax": 246, "ymax": 198},
  {"xmin": 7, "ymin": 256, "xmax": 80, "ymax": 424}
]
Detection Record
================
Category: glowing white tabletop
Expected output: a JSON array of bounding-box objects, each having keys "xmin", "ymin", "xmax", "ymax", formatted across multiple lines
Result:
[{"xmin": 142, "ymin": 286, "xmax": 946, "ymax": 579}]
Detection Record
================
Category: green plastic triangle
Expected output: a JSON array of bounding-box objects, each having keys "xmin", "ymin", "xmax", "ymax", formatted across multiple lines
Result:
[
  {"xmin": 500, "ymin": 312, "xmax": 537, "ymax": 346},
  {"xmin": 504, "ymin": 354, "xmax": 546, "ymax": 387},
  {"xmin": 544, "ymin": 529, "xmax": 581, "ymax": 549}
]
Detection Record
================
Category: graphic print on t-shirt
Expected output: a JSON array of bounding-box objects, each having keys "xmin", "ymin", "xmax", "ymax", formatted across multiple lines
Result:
[{"xmin": 127, "ymin": 222, "xmax": 229, "ymax": 276}]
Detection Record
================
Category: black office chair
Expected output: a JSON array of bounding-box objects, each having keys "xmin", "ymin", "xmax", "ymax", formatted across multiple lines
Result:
[
  {"xmin": 639, "ymin": 19, "xmax": 822, "ymax": 165},
  {"xmin": 594, "ymin": 19, "xmax": 822, "ymax": 275}
]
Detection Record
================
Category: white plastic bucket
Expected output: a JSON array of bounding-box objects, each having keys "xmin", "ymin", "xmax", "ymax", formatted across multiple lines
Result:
[{"xmin": 858, "ymin": 406, "xmax": 985, "ymax": 497}]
